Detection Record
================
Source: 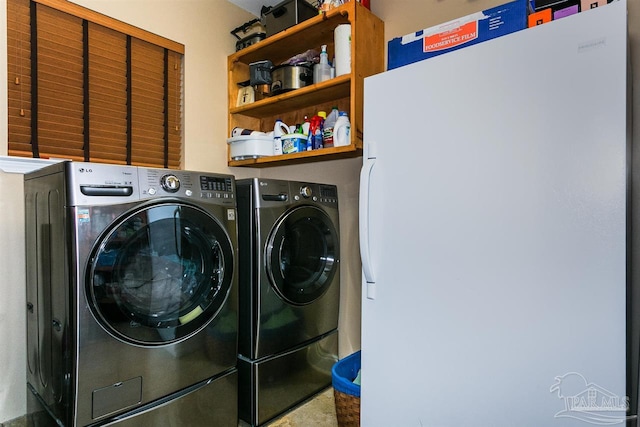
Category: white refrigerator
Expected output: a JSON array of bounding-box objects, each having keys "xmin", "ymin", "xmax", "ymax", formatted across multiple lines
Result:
[{"xmin": 360, "ymin": 1, "xmax": 631, "ymax": 426}]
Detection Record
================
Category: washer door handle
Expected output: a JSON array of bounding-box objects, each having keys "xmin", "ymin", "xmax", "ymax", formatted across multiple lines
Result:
[
  {"xmin": 80, "ymin": 185, "xmax": 133, "ymax": 197},
  {"xmin": 262, "ymin": 193, "xmax": 288, "ymax": 202}
]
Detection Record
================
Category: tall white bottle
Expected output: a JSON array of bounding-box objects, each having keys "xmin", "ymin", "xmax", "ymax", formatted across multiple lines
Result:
[
  {"xmin": 333, "ymin": 111, "xmax": 350, "ymax": 147},
  {"xmin": 323, "ymin": 107, "xmax": 340, "ymax": 147},
  {"xmin": 273, "ymin": 119, "xmax": 288, "ymax": 155}
]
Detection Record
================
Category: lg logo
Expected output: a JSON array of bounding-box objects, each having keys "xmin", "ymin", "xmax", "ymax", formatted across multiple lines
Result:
[{"xmin": 78, "ymin": 168, "xmax": 93, "ymax": 173}]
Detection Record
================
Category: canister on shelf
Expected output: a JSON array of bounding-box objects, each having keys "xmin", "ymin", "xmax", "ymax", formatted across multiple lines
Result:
[{"xmin": 334, "ymin": 24, "xmax": 351, "ymax": 76}]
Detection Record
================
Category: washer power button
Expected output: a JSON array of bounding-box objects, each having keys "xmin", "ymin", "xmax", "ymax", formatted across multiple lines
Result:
[
  {"xmin": 160, "ymin": 174, "xmax": 181, "ymax": 193},
  {"xmin": 300, "ymin": 186, "xmax": 312, "ymax": 198}
]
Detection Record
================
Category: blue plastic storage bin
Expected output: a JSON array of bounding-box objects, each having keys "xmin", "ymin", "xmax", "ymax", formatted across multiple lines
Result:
[{"xmin": 332, "ymin": 350, "xmax": 361, "ymax": 397}]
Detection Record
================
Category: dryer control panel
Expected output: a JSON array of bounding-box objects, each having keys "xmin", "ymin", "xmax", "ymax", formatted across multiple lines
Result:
[
  {"xmin": 292, "ymin": 184, "xmax": 338, "ymax": 207},
  {"xmin": 253, "ymin": 179, "xmax": 338, "ymax": 209}
]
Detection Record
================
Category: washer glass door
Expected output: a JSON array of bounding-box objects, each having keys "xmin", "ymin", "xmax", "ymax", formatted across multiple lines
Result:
[
  {"xmin": 88, "ymin": 202, "xmax": 234, "ymax": 345},
  {"xmin": 266, "ymin": 205, "xmax": 339, "ymax": 305}
]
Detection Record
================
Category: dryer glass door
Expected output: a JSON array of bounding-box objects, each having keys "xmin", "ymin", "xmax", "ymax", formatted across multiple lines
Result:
[
  {"xmin": 266, "ymin": 205, "xmax": 339, "ymax": 305},
  {"xmin": 88, "ymin": 202, "xmax": 234, "ymax": 345}
]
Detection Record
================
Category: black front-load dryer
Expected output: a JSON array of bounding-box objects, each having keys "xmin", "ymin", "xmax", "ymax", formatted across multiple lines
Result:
[{"xmin": 236, "ymin": 178, "xmax": 340, "ymax": 426}]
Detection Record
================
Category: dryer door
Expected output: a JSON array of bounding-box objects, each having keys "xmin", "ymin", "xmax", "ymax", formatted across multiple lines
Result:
[
  {"xmin": 88, "ymin": 202, "xmax": 234, "ymax": 346},
  {"xmin": 266, "ymin": 205, "xmax": 339, "ymax": 305}
]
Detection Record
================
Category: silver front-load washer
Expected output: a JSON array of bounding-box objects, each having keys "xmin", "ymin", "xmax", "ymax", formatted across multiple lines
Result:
[
  {"xmin": 236, "ymin": 178, "xmax": 340, "ymax": 426},
  {"xmin": 24, "ymin": 161, "xmax": 238, "ymax": 426}
]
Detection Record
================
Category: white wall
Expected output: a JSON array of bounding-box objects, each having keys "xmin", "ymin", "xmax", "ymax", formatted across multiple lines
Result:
[{"xmin": 0, "ymin": 171, "xmax": 26, "ymax": 423}]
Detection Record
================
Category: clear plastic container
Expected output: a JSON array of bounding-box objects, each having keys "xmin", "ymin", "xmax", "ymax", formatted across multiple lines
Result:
[{"xmin": 313, "ymin": 44, "xmax": 332, "ymax": 84}]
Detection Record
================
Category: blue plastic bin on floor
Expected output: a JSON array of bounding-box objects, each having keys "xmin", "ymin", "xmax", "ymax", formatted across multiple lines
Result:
[
  {"xmin": 332, "ymin": 350, "xmax": 361, "ymax": 397},
  {"xmin": 332, "ymin": 351, "xmax": 361, "ymax": 426}
]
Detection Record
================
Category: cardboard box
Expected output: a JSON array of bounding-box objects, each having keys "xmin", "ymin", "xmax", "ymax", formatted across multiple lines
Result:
[
  {"xmin": 387, "ymin": 0, "xmax": 528, "ymax": 70},
  {"xmin": 528, "ymin": 8, "xmax": 552, "ymax": 26}
]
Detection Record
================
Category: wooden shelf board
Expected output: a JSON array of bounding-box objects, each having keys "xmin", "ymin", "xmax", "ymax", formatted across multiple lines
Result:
[
  {"xmin": 229, "ymin": 3, "xmax": 354, "ymax": 66},
  {"xmin": 228, "ymin": 144, "xmax": 361, "ymax": 168},
  {"xmin": 230, "ymin": 75, "xmax": 351, "ymax": 118}
]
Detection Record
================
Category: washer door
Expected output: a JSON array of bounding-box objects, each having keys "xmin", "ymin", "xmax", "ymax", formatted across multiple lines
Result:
[
  {"xmin": 88, "ymin": 202, "xmax": 234, "ymax": 346},
  {"xmin": 266, "ymin": 205, "xmax": 339, "ymax": 305}
]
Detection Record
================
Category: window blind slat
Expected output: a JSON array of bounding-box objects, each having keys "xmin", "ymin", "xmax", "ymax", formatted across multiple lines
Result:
[
  {"xmin": 38, "ymin": 124, "xmax": 85, "ymax": 138},
  {"xmin": 90, "ymin": 110, "xmax": 127, "ymax": 123},
  {"xmin": 130, "ymin": 37, "xmax": 166, "ymax": 163},
  {"xmin": 88, "ymin": 22, "xmax": 128, "ymax": 164},
  {"xmin": 7, "ymin": 0, "xmax": 32, "ymax": 156},
  {"xmin": 8, "ymin": 125, "xmax": 31, "ymax": 140},
  {"xmin": 90, "ymin": 132, "xmax": 128, "ymax": 145},
  {"xmin": 35, "ymin": 4, "xmax": 85, "ymax": 161}
]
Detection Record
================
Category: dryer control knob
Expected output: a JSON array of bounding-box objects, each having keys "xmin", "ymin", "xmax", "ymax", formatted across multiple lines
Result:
[
  {"xmin": 161, "ymin": 174, "xmax": 181, "ymax": 193},
  {"xmin": 300, "ymin": 186, "xmax": 312, "ymax": 198}
]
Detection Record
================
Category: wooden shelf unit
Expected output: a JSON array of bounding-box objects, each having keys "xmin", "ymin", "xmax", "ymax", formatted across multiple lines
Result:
[{"xmin": 227, "ymin": 1, "xmax": 384, "ymax": 167}]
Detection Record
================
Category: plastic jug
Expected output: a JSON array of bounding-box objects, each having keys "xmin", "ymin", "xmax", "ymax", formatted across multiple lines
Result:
[
  {"xmin": 322, "ymin": 107, "xmax": 340, "ymax": 147},
  {"xmin": 333, "ymin": 111, "xmax": 350, "ymax": 147},
  {"xmin": 273, "ymin": 119, "xmax": 288, "ymax": 155}
]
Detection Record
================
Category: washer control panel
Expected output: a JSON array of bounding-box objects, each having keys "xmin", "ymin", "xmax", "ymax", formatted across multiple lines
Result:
[
  {"xmin": 139, "ymin": 167, "xmax": 235, "ymax": 203},
  {"xmin": 66, "ymin": 162, "xmax": 236, "ymax": 206}
]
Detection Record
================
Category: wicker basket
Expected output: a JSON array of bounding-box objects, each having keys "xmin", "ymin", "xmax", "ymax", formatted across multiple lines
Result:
[
  {"xmin": 334, "ymin": 388, "xmax": 360, "ymax": 426},
  {"xmin": 332, "ymin": 351, "xmax": 361, "ymax": 427}
]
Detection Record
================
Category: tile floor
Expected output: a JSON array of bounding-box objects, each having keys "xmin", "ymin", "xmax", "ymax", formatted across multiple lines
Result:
[{"xmin": 262, "ymin": 388, "xmax": 338, "ymax": 427}]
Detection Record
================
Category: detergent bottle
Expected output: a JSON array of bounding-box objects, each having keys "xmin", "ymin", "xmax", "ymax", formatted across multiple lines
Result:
[
  {"xmin": 305, "ymin": 116, "xmax": 315, "ymax": 151},
  {"xmin": 301, "ymin": 116, "xmax": 311, "ymax": 135},
  {"xmin": 333, "ymin": 111, "xmax": 351, "ymax": 147},
  {"xmin": 306, "ymin": 115, "xmax": 323, "ymax": 151},
  {"xmin": 273, "ymin": 119, "xmax": 288, "ymax": 155},
  {"xmin": 322, "ymin": 107, "xmax": 339, "ymax": 147},
  {"xmin": 313, "ymin": 114, "xmax": 325, "ymax": 150}
]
